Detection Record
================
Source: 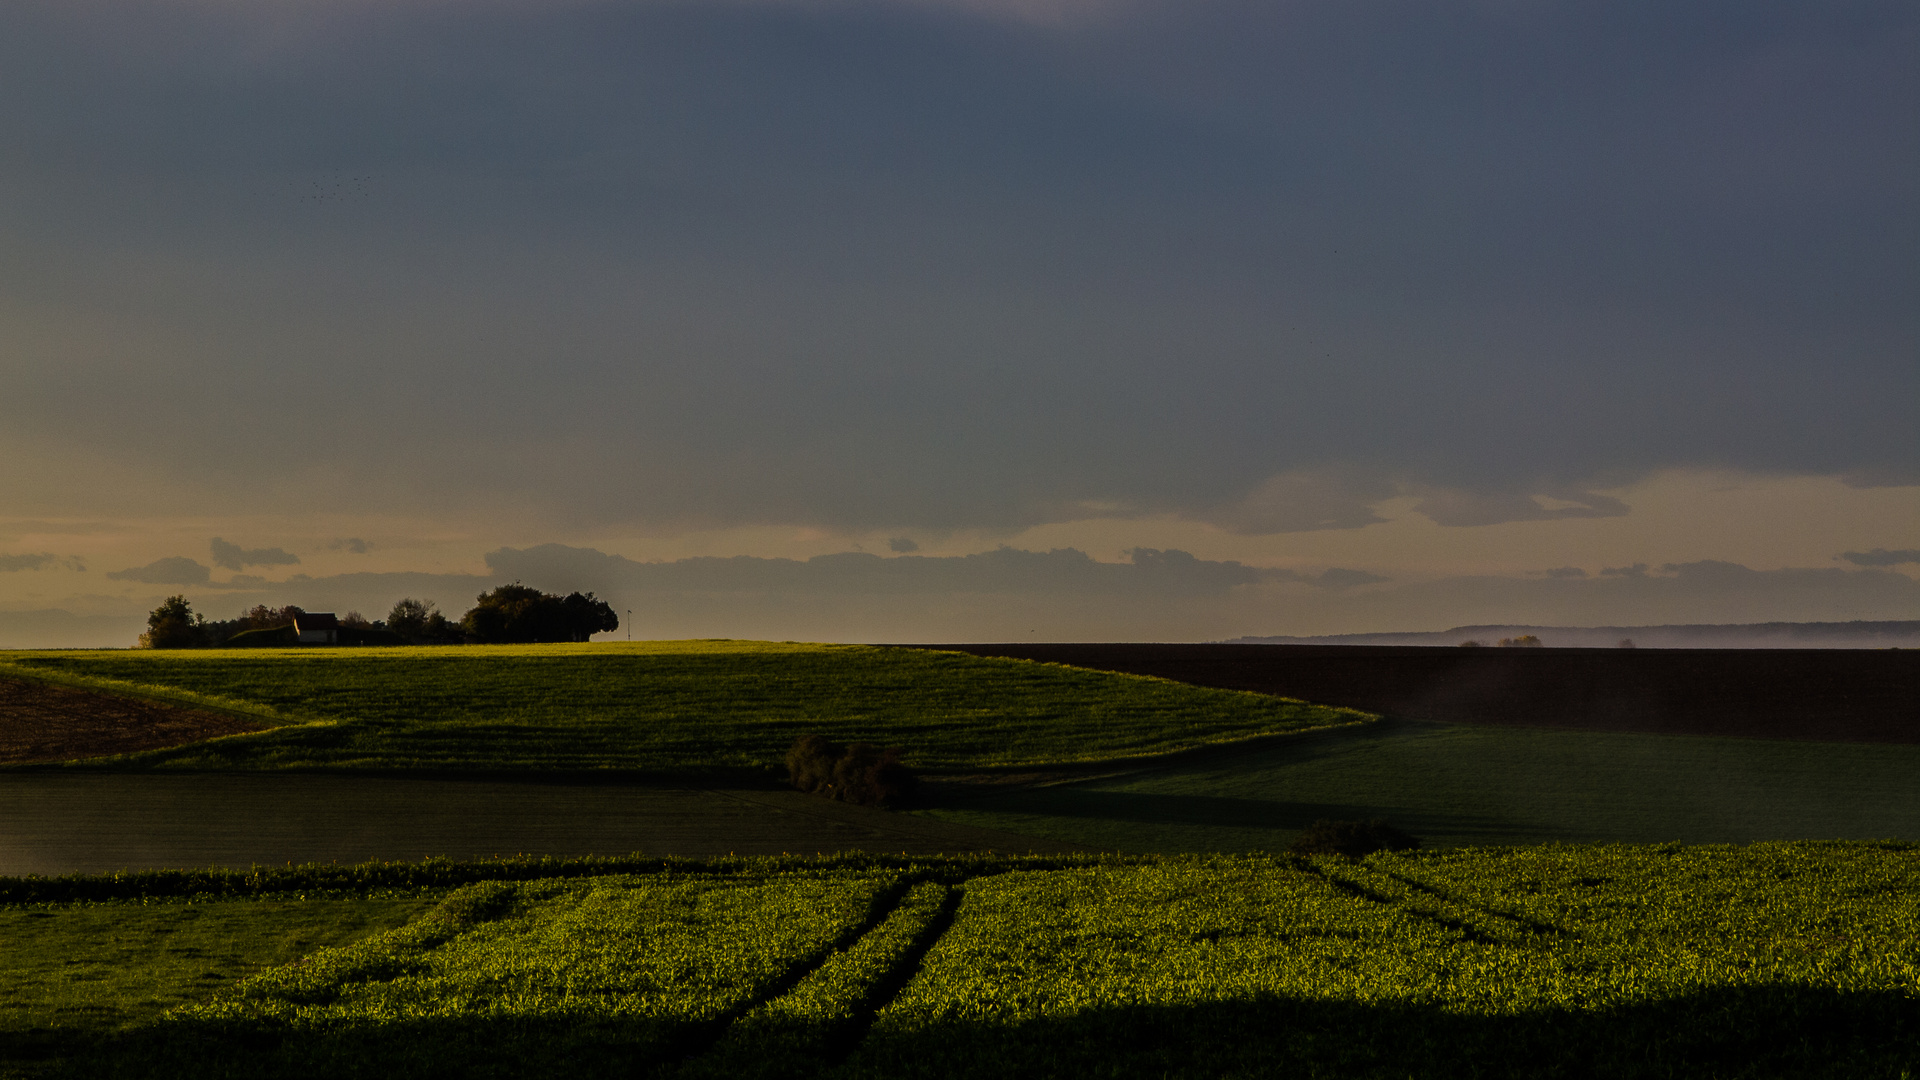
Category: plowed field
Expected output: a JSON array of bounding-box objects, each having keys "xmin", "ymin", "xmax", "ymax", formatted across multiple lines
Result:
[
  {"xmin": 0, "ymin": 678, "xmax": 262, "ymax": 764},
  {"xmin": 908, "ymin": 644, "xmax": 1920, "ymax": 743}
]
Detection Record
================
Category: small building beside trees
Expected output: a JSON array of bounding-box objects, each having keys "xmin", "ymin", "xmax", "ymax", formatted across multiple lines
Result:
[{"xmin": 292, "ymin": 612, "xmax": 341, "ymax": 645}]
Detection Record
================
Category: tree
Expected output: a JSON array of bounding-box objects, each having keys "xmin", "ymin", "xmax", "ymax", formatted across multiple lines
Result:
[
  {"xmin": 387, "ymin": 597, "xmax": 434, "ymax": 640},
  {"xmin": 242, "ymin": 604, "xmax": 302, "ymax": 629},
  {"xmin": 460, "ymin": 585, "xmax": 619, "ymax": 644},
  {"xmin": 140, "ymin": 595, "xmax": 205, "ymax": 649}
]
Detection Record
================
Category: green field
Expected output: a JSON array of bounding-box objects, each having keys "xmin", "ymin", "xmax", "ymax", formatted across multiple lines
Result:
[
  {"xmin": 919, "ymin": 717, "xmax": 1920, "ymax": 850},
  {"xmin": 0, "ymin": 644, "xmax": 1365, "ymax": 775},
  {"xmin": 0, "ymin": 893, "xmax": 435, "ymax": 1077},
  {"xmin": 4, "ymin": 846, "xmax": 1914, "ymax": 1079}
]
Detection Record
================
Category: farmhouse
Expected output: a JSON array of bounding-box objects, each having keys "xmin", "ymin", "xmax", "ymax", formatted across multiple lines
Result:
[{"xmin": 292, "ymin": 612, "xmax": 340, "ymax": 645}]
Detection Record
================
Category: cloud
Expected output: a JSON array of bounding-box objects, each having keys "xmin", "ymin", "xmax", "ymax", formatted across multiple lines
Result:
[
  {"xmin": 1600, "ymin": 564, "xmax": 1650, "ymax": 578},
  {"xmin": 0, "ymin": 552, "xmax": 85, "ymax": 572},
  {"xmin": 1207, "ymin": 474, "xmax": 1640, "ymax": 534},
  {"xmin": 105, "ymin": 556, "xmax": 212, "ymax": 585},
  {"xmin": 209, "ymin": 538, "xmax": 301, "ymax": 571},
  {"xmin": 329, "ymin": 537, "xmax": 372, "ymax": 554},
  {"xmin": 475, "ymin": 543, "xmax": 1395, "ymax": 604},
  {"xmin": 0, "ymin": 553, "xmax": 54, "ymax": 572},
  {"xmin": 1206, "ymin": 470, "xmax": 1394, "ymax": 535},
  {"xmin": 0, "ymin": 0, "xmax": 1912, "ymax": 538},
  {"xmin": 484, "ymin": 543, "xmax": 1276, "ymax": 599},
  {"xmin": 1841, "ymin": 548, "xmax": 1920, "ymax": 567},
  {"xmin": 1409, "ymin": 489, "xmax": 1631, "ymax": 529},
  {"xmin": 0, "ymin": 608, "xmax": 149, "ymax": 650},
  {"xmin": 1309, "ymin": 568, "xmax": 1389, "ymax": 590},
  {"xmin": 1543, "ymin": 566, "xmax": 1588, "ymax": 579},
  {"xmin": 1841, "ymin": 467, "xmax": 1920, "ymax": 489},
  {"xmin": 887, "ymin": 537, "xmax": 919, "ymax": 553}
]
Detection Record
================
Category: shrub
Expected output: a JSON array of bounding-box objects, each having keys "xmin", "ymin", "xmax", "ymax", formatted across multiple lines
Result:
[
  {"xmin": 785, "ymin": 734, "xmax": 841, "ymax": 796},
  {"xmin": 786, "ymin": 735, "xmax": 917, "ymax": 808},
  {"xmin": 1497, "ymin": 634, "xmax": 1544, "ymax": 648},
  {"xmin": 1288, "ymin": 818, "xmax": 1421, "ymax": 858}
]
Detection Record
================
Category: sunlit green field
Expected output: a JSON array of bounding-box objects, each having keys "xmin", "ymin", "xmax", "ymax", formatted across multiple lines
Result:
[
  {"xmin": 6, "ymin": 844, "xmax": 1913, "ymax": 1079},
  {"xmin": 0, "ymin": 643, "xmax": 1366, "ymax": 775}
]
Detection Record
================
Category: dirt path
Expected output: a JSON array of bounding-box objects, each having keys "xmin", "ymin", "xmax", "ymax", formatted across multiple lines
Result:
[{"xmin": 0, "ymin": 678, "xmax": 262, "ymax": 764}]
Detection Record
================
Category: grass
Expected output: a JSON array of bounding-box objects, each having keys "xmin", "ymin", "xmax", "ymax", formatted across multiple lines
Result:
[
  {"xmin": 843, "ymin": 844, "xmax": 1919, "ymax": 1078},
  {"xmin": 0, "ymin": 643, "xmax": 1366, "ymax": 776},
  {"xmin": 114, "ymin": 872, "xmax": 906, "ymax": 1079},
  {"xmin": 916, "ymin": 717, "xmax": 1920, "ymax": 850},
  {"xmin": 0, "ymin": 894, "xmax": 434, "ymax": 1079},
  {"xmin": 6, "ymin": 846, "xmax": 1913, "ymax": 1079}
]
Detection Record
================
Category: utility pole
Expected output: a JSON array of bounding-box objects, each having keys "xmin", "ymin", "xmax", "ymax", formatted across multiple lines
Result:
[{"xmin": 627, "ymin": 611, "xmax": 632, "ymax": 642}]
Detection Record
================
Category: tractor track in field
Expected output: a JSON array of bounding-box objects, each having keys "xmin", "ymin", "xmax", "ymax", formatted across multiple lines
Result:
[{"xmin": 663, "ymin": 876, "xmax": 921, "ymax": 1072}]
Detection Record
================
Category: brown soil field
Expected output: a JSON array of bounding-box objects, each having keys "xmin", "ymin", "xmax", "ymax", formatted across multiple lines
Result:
[
  {"xmin": 0, "ymin": 678, "xmax": 263, "ymax": 764},
  {"xmin": 904, "ymin": 644, "xmax": 1920, "ymax": 744}
]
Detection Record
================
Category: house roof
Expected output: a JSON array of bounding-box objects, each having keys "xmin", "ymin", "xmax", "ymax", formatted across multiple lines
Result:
[{"xmin": 294, "ymin": 612, "xmax": 340, "ymax": 631}]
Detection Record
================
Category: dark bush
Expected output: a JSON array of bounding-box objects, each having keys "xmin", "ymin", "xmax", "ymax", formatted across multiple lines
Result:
[
  {"xmin": 785, "ymin": 735, "xmax": 917, "ymax": 808},
  {"xmin": 1289, "ymin": 818, "xmax": 1421, "ymax": 858},
  {"xmin": 785, "ymin": 734, "xmax": 842, "ymax": 796}
]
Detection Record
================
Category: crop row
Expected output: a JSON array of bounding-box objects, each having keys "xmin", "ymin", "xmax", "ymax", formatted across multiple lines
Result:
[
  {"xmin": 89, "ymin": 871, "xmax": 906, "ymax": 1079},
  {"xmin": 35, "ymin": 843, "xmax": 1918, "ymax": 1079},
  {"xmin": 845, "ymin": 844, "xmax": 1920, "ymax": 1078}
]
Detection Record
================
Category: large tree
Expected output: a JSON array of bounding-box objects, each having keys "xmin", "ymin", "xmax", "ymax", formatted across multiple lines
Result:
[
  {"xmin": 140, "ymin": 595, "xmax": 205, "ymax": 649},
  {"xmin": 461, "ymin": 585, "xmax": 619, "ymax": 644}
]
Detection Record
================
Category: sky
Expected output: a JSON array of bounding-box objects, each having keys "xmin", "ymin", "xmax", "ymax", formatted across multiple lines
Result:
[{"xmin": 1, "ymin": 0, "xmax": 1915, "ymax": 646}]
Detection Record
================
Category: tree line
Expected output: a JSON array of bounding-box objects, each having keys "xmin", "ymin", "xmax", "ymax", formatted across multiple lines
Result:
[{"xmin": 140, "ymin": 584, "xmax": 619, "ymax": 648}]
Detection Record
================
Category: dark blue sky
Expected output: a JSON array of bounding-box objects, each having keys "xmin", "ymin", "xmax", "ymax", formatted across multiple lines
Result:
[{"xmin": 0, "ymin": 0, "xmax": 1914, "ymax": 641}]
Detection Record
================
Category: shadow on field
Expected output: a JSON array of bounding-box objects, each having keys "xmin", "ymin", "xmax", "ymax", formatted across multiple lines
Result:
[
  {"xmin": 59, "ymin": 984, "xmax": 1914, "ymax": 1079},
  {"xmin": 58, "ymin": 1012, "xmax": 718, "ymax": 1080},
  {"xmin": 843, "ymin": 986, "xmax": 1916, "ymax": 1079},
  {"xmin": 951, "ymin": 784, "xmax": 1506, "ymax": 839}
]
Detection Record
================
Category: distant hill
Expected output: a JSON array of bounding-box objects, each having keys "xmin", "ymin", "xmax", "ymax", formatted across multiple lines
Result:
[{"xmin": 1225, "ymin": 620, "xmax": 1920, "ymax": 649}]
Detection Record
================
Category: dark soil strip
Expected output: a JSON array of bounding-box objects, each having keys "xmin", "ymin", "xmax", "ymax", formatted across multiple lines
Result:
[
  {"xmin": 0, "ymin": 678, "xmax": 262, "ymax": 763},
  {"xmin": 900, "ymin": 644, "xmax": 1920, "ymax": 743}
]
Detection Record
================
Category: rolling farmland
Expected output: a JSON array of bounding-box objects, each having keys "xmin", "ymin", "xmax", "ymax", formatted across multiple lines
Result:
[
  {"xmin": 6, "ymin": 845, "xmax": 1914, "ymax": 1078},
  {"xmin": 2, "ymin": 642, "xmax": 1915, "ymax": 1075},
  {"xmin": 0, "ymin": 644, "xmax": 1365, "ymax": 775}
]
